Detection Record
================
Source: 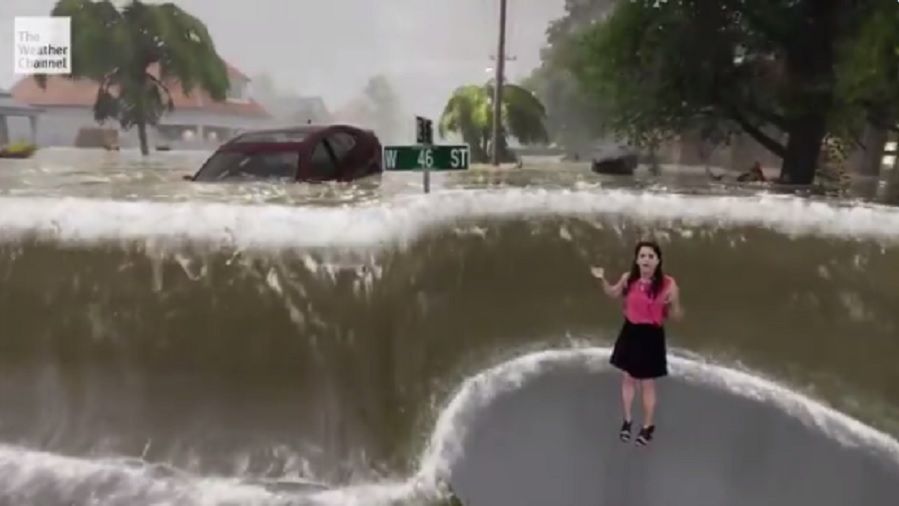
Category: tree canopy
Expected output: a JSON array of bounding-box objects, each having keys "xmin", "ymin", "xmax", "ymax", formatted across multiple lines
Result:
[
  {"xmin": 522, "ymin": 0, "xmax": 616, "ymax": 153},
  {"xmin": 566, "ymin": 0, "xmax": 899, "ymax": 184},
  {"xmin": 36, "ymin": 0, "xmax": 230, "ymax": 155},
  {"xmin": 439, "ymin": 82, "xmax": 548, "ymax": 163}
]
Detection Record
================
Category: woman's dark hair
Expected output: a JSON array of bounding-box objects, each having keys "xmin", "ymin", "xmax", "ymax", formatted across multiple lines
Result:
[{"xmin": 623, "ymin": 240, "xmax": 665, "ymax": 299}]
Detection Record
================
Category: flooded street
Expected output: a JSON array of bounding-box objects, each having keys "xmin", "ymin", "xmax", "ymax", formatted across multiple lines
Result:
[{"xmin": 0, "ymin": 148, "xmax": 897, "ymax": 505}]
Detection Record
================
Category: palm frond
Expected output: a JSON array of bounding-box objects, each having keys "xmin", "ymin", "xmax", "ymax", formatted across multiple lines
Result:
[
  {"xmin": 502, "ymin": 84, "xmax": 549, "ymax": 144},
  {"xmin": 93, "ymin": 86, "xmax": 119, "ymax": 123},
  {"xmin": 150, "ymin": 2, "xmax": 229, "ymax": 100},
  {"xmin": 36, "ymin": 0, "xmax": 125, "ymax": 88}
]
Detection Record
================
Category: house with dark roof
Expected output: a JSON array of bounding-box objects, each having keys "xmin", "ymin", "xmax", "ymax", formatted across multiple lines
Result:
[{"xmin": 10, "ymin": 62, "xmax": 271, "ymax": 149}]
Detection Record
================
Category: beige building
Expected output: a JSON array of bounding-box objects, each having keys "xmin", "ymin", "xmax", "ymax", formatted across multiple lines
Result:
[{"xmin": 10, "ymin": 62, "xmax": 271, "ymax": 149}]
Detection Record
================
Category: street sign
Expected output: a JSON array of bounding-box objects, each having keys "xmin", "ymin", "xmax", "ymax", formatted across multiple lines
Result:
[
  {"xmin": 416, "ymin": 116, "xmax": 433, "ymax": 145},
  {"xmin": 383, "ymin": 145, "xmax": 470, "ymax": 171}
]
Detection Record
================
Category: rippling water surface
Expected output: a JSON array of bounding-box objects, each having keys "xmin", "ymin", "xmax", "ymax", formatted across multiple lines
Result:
[{"xmin": 0, "ymin": 148, "xmax": 897, "ymax": 505}]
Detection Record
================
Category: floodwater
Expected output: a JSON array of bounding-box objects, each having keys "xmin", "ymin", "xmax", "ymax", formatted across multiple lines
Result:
[{"xmin": 0, "ymin": 148, "xmax": 897, "ymax": 505}]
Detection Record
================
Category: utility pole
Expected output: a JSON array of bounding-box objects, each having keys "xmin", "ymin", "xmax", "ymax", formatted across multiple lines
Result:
[{"xmin": 490, "ymin": 0, "xmax": 508, "ymax": 166}]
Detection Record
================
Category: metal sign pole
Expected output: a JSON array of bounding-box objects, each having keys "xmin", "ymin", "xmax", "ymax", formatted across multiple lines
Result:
[{"xmin": 416, "ymin": 116, "xmax": 434, "ymax": 194}]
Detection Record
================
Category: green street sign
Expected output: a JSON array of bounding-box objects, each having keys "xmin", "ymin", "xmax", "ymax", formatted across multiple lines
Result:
[{"xmin": 383, "ymin": 145, "xmax": 470, "ymax": 171}]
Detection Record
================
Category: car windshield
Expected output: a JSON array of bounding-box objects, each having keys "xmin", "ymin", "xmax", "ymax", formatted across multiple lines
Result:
[{"xmin": 193, "ymin": 150, "xmax": 299, "ymax": 181}]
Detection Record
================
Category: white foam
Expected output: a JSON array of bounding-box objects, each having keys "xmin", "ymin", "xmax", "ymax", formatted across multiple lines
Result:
[
  {"xmin": 2, "ymin": 348, "xmax": 898, "ymax": 505},
  {"xmin": 0, "ymin": 445, "xmax": 279, "ymax": 505},
  {"xmin": 307, "ymin": 346, "xmax": 899, "ymax": 505},
  {"xmin": 0, "ymin": 188, "xmax": 897, "ymax": 251}
]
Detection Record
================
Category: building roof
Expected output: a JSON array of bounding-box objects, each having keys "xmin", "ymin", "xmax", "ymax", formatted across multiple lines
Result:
[
  {"xmin": 0, "ymin": 89, "xmax": 42, "ymax": 117},
  {"xmin": 225, "ymin": 62, "xmax": 249, "ymax": 82},
  {"xmin": 10, "ymin": 61, "xmax": 269, "ymax": 118}
]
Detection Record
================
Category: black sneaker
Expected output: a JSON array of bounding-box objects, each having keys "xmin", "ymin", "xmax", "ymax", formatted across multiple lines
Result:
[
  {"xmin": 635, "ymin": 425, "xmax": 655, "ymax": 446},
  {"xmin": 619, "ymin": 420, "xmax": 632, "ymax": 442}
]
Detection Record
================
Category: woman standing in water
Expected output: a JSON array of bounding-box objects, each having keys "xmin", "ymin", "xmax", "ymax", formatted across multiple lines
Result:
[{"xmin": 590, "ymin": 240, "xmax": 683, "ymax": 446}]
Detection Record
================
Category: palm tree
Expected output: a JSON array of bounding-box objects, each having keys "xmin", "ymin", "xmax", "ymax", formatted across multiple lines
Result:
[
  {"xmin": 439, "ymin": 81, "xmax": 549, "ymax": 163},
  {"xmin": 35, "ymin": 0, "xmax": 230, "ymax": 155}
]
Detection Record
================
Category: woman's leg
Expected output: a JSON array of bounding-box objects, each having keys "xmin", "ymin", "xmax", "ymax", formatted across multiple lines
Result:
[
  {"xmin": 641, "ymin": 379, "xmax": 657, "ymax": 427},
  {"xmin": 621, "ymin": 372, "xmax": 636, "ymax": 422}
]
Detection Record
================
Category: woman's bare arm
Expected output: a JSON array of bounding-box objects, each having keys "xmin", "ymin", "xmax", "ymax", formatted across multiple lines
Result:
[
  {"xmin": 666, "ymin": 280, "xmax": 685, "ymax": 321},
  {"xmin": 608, "ymin": 272, "xmax": 629, "ymax": 298},
  {"xmin": 591, "ymin": 268, "xmax": 629, "ymax": 299}
]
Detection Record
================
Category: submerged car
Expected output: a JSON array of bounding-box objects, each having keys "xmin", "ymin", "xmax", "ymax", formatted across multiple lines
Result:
[
  {"xmin": 589, "ymin": 143, "xmax": 639, "ymax": 175},
  {"xmin": 188, "ymin": 124, "xmax": 383, "ymax": 182}
]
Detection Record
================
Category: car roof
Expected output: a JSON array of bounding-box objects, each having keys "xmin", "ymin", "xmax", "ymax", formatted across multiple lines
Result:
[{"xmin": 227, "ymin": 124, "xmax": 364, "ymax": 145}]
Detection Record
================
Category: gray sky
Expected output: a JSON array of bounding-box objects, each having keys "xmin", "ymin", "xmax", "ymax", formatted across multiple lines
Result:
[{"xmin": 1, "ymin": 0, "xmax": 564, "ymax": 119}]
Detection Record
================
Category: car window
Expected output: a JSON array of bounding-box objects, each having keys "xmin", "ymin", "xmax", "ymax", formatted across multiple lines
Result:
[
  {"xmin": 308, "ymin": 140, "xmax": 337, "ymax": 179},
  {"xmin": 326, "ymin": 132, "xmax": 357, "ymax": 162},
  {"xmin": 193, "ymin": 151, "xmax": 299, "ymax": 181}
]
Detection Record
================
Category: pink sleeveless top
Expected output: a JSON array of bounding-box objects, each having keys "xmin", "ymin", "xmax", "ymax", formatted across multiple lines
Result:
[{"xmin": 624, "ymin": 275, "xmax": 674, "ymax": 326}]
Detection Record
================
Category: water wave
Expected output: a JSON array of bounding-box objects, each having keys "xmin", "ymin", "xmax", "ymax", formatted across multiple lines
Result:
[
  {"xmin": 0, "ymin": 189, "xmax": 897, "ymax": 252},
  {"xmin": 313, "ymin": 347, "xmax": 899, "ymax": 505},
  {"xmin": 2, "ymin": 347, "xmax": 897, "ymax": 505}
]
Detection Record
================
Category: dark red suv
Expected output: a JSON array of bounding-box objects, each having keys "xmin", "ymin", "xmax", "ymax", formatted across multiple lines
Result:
[{"xmin": 189, "ymin": 124, "xmax": 383, "ymax": 182}]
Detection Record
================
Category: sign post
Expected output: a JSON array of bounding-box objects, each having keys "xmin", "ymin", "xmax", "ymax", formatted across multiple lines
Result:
[
  {"xmin": 417, "ymin": 116, "xmax": 433, "ymax": 193},
  {"xmin": 382, "ymin": 116, "xmax": 470, "ymax": 193}
]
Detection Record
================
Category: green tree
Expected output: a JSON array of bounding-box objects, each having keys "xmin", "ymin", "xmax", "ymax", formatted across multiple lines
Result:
[
  {"xmin": 522, "ymin": 0, "xmax": 616, "ymax": 153},
  {"xmin": 570, "ymin": 0, "xmax": 880, "ymax": 185},
  {"xmin": 832, "ymin": 0, "xmax": 899, "ymax": 175},
  {"xmin": 438, "ymin": 82, "xmax": 549, "ymax": 164},
  {"xmin": 36, "ymin": 0, "xmax": 230, "ymax": 155},
  {"xmin": 835, "ymin": 1, "xmax": 899, "ymax": 129}
]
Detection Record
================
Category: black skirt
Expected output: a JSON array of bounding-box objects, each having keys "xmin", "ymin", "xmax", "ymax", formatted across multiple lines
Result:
[{"xmin": 610, "ymin": 319, "xmax": 668, "ymax": 379}]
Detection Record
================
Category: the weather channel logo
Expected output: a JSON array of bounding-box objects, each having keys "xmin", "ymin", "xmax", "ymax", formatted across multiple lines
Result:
[{"xmin": 14, "ymin": 16, "xmax": 71, "ymax": 75}]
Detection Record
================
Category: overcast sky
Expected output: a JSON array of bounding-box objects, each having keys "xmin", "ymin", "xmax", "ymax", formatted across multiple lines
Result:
[{"xmin": 1, "ymin": 0, "xmax": 564, "ymax": 119}]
